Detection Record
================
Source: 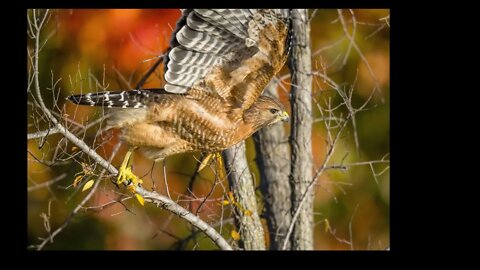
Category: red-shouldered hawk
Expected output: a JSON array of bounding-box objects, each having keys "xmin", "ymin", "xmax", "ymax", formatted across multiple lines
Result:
[{"xmin": 67, "ymin": 9, "xmax": 291, "ymax": 190}]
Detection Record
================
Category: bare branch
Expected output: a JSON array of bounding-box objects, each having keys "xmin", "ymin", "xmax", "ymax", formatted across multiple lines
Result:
[
  {"xmin": 282, "ymin": 111, "xmax": 352, "ymax": 250},
  {"xmin": 288, "ymin": 9, "xmax": 314, "ymax": 250},
  {"xmin": 338, "ymin": 9, "xmax": 357, "ymax": 67},
  {"xmin": 27, "ymin": 127, "xmax": 60, "ymax": 140},
  {"xmin": 223, "ymin": 142, "xmax": 266, "ymax": 250},
  {"xmin": 137, "ymin": 188, "xmax": 233, "ymax": 250},
  {"xmin": 34, "ymin": 144, "xmax": 120, "ymax": 250},
  {"xmin": 135, "ymin": 54, "xmax": 165, "ymax": 89},
  {"xmin": 254, "ymin": 80, "xmax": 292, "ymax": 250},
  {"xmin": 337, "ymin": 9, "xmax": 383, "ymax": 99},
  {"xmin": 349, "ymin": 204, "xmax": 359, "ymax": 250},
  {"xmin": 28, "ymin": 173, "xmax": 67, "ymax": 192}
]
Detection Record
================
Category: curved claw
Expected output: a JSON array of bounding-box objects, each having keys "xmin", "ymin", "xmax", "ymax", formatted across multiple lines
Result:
[
  {"xmin": 115, "ymin": 149, "xmax": 145, "ymax": 206},
  {"xmin": 117, "ymin": 166, "xmax": 143, "ymax": 187},
  {"xmin": 116, "ymin": 148, "xmax": 143, "ymax": 190}
]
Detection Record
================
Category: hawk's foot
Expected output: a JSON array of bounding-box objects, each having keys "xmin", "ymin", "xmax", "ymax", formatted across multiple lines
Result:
[
  {"xmin": 116, "ymin": 148, "xmax": 143, "ymax": 191},
  {"xmin": 198, "ymin": 153, "xmax": 214, "ymax": 172},
  {"xmin": 116, "ymin": 148, "xmax": 145, "ymax": 206},
  {"xmin": 116, "ymin": 165, "xmax": 143, "ymax": 191},
  {"xmin": 197, "ymin": 152, "xmax": 223, "ymax": 172}
]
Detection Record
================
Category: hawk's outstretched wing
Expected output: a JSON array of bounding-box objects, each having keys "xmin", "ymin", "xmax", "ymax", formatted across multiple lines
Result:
[{"xmin": 163, "ymin": 9, "xmax": 291, "ymax": 112}]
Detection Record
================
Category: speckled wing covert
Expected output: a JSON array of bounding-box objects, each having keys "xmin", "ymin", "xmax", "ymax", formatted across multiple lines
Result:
[{"xmin": 163, "ymin": 9, "xmax": 291, "ymax": 112}]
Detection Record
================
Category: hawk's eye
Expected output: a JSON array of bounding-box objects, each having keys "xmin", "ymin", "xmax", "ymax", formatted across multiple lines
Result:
[{"xmin": 269, "ymin": 108, "xmax": 279, "ymax": 114}]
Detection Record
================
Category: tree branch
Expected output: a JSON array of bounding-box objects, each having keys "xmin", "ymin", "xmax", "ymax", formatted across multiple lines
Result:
[
  {"xmin": 28, "ymin": 173, "xmax": 66, "ymax": 192},
  {"xmin": 337, "ymin": 9, "xmax": 383, "ymax": 100},
  {"xmin": 27, "ymin": 127, "xmax": 60, "ymax": 140},
  {"xmin": 35, "ymin": 142, "xmax": 121, "ymax": 250},
  {"xmin": 223, "ymin": 141, "xmax": 266, "ymax": 250},
  {"xmin": 282, "ymin": 113, "xmax": 351, "ymax": 250},
  {"xmin": 136, "ymin": 188, "xmax": 233, "ymax": 251},
  {"xmin": 253, "ymin": 80, "xmax": 292, "ymax": 250},
  {"xmin": 287, "ymin": 9, "xmax": 314, "ymax": 250}
]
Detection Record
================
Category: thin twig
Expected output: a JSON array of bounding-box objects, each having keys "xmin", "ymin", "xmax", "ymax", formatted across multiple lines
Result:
[
  {"xmin": 337, "ymin": 9, "xmax": 383, "ymax": 100},
  {"xmin": 163, "ymin": 160, "xmax": 171, "ymax": 199},
  {"xmin": 28, "ymin": 127, "xmax": 60, "ymax": 140},
  {"xmin": 135, "ymin": 54, "xmax": 165, "ymax": 89},
  {"xmin": 137, "ymin": 188, "xmax": 233, "ymax": 250},
  {"xmin": 35, "ymin": 141, "xmax": 121, "ymax": 250},
  {"xmin": 282, "ymin": 113, "xmax": 352, "ymax": 250},
  {"xmin": 308, "ymin": 9, "xmax": 319, "ymax": 24},
  {"xmin": 338, "ymin": 9, "xmax": 357, "ymax": 67},
  {"xmin": 325, "ymin": 159, "xmax": 390, "ymax": 170},
  {"xmin": 28, "ymin": 173, "xmax": 67, "ymax": 192},
  {"xmin": 349, "ymin": 204, "xmax": 359, "ymax": 250}
]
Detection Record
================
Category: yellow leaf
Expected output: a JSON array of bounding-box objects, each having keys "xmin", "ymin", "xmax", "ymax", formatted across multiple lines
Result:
[
  {"xmin": 81, "ymin": 180, "xmax": 94, "ymax": 192},
  {"xmin": 73, "ymin": 175, "xmax": 83, "ymax": 187},
  {"xmin": 244, "ymin": 210, "xmax": 252, "ymax": 216},
  {"xmin": 230, "ymin": 230, "xmax": 240, "ymax": 241},
  {"xmin": 216, "ymin": 153, "xmax": 225, "ymax": 179},
  {"xmin": 71, "ymin": 146, "xmax": 78, "ymax": 152},
  {"xmin": 324, "ymin": 218, "xmax": 331, "ymax": 233},
  {"xmin": 135, "ymin": 194, "xmax": 145, "ymax": 206},
  {"xmin": 221, "ymin": 200, "xmax": 230, "ymax": 206},
  {"xmin": 197, "ymin": 153, "xmax": 213, "ymax": 172},
  {"xmin": 215, "ymin": 153, "xmax": 223, "ymax": 167}
]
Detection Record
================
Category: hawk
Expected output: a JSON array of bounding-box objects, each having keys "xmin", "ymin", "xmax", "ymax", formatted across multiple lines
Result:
[{"xmin": 68, "ymin": 9, "xmax": 291, "ymax": 190}]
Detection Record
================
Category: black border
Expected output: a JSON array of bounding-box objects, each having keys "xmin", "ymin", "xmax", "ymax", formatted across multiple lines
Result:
[{"xmin": 15, "ymin": 0, "xmax": 418, "ymax": 263}]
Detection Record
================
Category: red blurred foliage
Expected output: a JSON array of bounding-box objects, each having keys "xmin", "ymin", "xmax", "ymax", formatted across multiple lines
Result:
[{"xmin": 56, "ymin": 9, "xmax": 180, "ymax": 73}]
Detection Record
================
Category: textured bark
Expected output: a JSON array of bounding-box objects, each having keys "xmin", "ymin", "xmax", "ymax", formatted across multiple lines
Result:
[
  {"xmin": 288, "ymin": 9, "xmax": 314, "ymax": 250},
  {"xmin": 253, "ymin": 81, "xmax": 292, "ymax": 250},
  {"xmin": 223, "ymin": 141, "xmax": 266, "ymax": 250}
]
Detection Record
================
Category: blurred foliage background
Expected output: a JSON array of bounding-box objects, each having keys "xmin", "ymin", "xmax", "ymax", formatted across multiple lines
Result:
[{"xmin": 27, "ymin": 9, "xmax": 389, "ymax": 250}]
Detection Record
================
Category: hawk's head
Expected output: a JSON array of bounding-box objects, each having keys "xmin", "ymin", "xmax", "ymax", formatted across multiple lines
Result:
[{"xmin": 244, "ymin": 96, "xmax": 289, "ymax": 130}]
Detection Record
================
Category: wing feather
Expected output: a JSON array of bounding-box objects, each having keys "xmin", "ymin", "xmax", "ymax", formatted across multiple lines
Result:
[{"xmin": 163, "ymin": 9, "xmax": 291, "ymax": 112}]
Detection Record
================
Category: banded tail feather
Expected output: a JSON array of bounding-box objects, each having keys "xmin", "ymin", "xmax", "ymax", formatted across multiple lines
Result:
[{"xmin": 67, "ymin": 89, "xmax": 167, "ymax": 109}]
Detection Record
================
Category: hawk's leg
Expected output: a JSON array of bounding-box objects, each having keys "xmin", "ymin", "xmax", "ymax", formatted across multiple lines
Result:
[
  {"xmin": 198, "ymin": 153, "xmax": 214, "ymax": 172},
  {"xmin": 197, "ymin": 152, "xmax": 224, "ymax": 173},
  {"xmin": 116, "ymin": 148, "xmax": 143, "ymax": 191},
  {"xmin": 215, "ymin": 153, "xmax": 225, "ymax": 180}
]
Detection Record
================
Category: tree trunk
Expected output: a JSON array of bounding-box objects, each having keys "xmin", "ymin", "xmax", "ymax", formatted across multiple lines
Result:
[
  {"xmin": 288, "ymin": 9, "xmax": 314, "ymax": 250},
  {"xmin": 254, "ymin": 81, "xmax": 292, "ymax": 250},
  {"xmin": 223, "ymin": 141, "xmax": 266, "ymax": 250}
]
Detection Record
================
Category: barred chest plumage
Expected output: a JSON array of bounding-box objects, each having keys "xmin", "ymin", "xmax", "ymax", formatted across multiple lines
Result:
[{"xmin": 165, "ymin": 106, "xmax": 250, "ymax": 152}]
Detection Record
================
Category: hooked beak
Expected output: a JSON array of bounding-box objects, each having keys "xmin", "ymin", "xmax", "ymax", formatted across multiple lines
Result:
[{"xmin": 280, "ymin": 111, "xmax": 290, "ymax": 122}]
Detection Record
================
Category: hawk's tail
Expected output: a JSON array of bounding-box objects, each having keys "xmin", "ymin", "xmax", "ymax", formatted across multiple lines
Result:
[{"xmin": 67, "ymin": 89, "xmax": 168, "ymax": 108}]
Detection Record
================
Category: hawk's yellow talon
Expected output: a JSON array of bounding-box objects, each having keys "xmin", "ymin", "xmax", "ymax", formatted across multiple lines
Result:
[
  {"xmin": 215, "ymin": 153, "xmax": 225, "ymax": 180},
  {"xmin": 198, "ymin": 153, "xmax": 214, "ymax": 172},
  {"xmin": 116, "ymin": 148, "xmax": 143, "ymax": 191}
]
